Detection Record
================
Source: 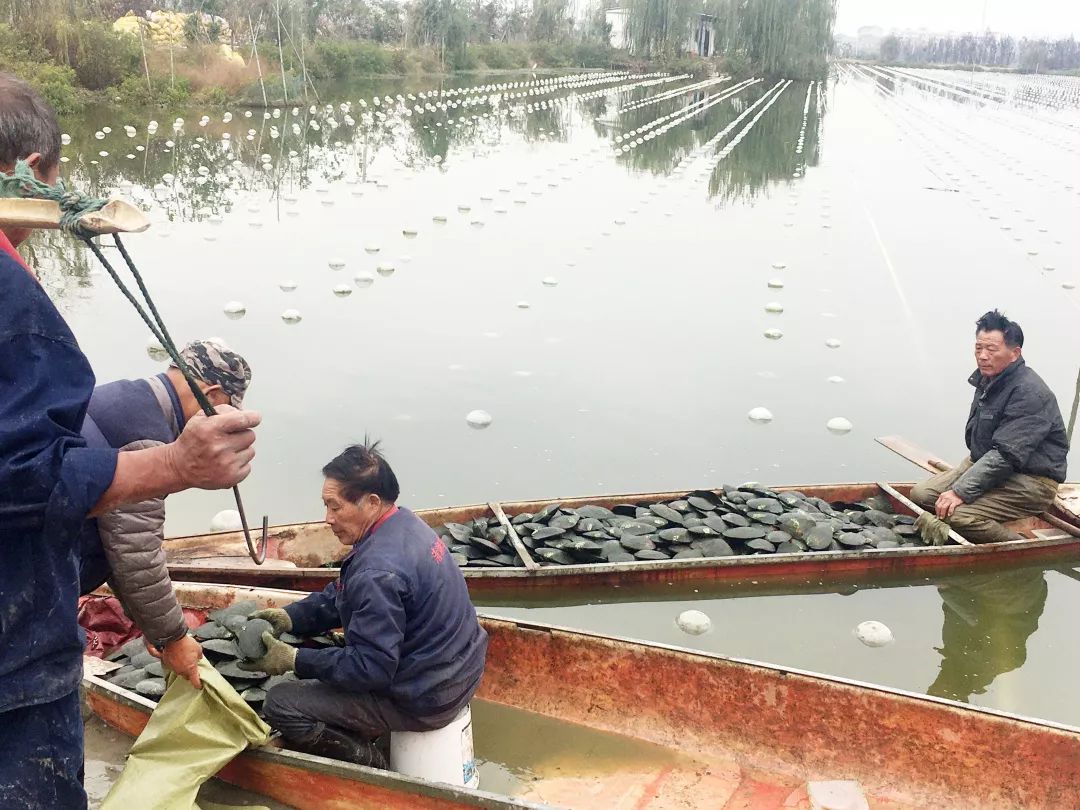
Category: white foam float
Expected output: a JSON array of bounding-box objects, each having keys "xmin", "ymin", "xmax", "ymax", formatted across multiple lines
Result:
[
  {"xmin": 541, "ymin": 277, "xmax": 559, "ymax": 287},
  {"xmin": 279, "ymin": 280, "xmax": 298, "ymax": 292},
  {"xmin": 146, "ymin": 338, "xmax": 170, "ymax": 362},
  {"xmin": 772, "ymin": 262, "xmax": 787, "ymax": 270},
  {"xmin": 826, "ymin": 417, "xmax": 853, "ymax": 435},
  {"xmin": 748, "ymin": 407, "xmax": 774, "ymax": 424},
  {"xmin": 364, "ymin": 244, "xmax": 381, "ymax": 254},
  {"xmin": 466, "ymin": 410, "xmax": 493, "ymax": 430},
  {"xmin": 827, "ymin": 376, "xmax": 845, "ymax": 384},
  {"xmin": 281, "ymin": 309, "xmax": 303, "ymax": 324},
  {"xmin": 376, "ymin": 262, "xmax": 395, "ymax": 277},
  {"xmin": 516, "ymin": 301, "xmax": 530, "ymax": 309},
  {"xmin": 767, "ymin": 279, "xmax": 784, "ymax": 289},
  {"xmin": 763, "ymin": 328, "xmax": 783, "ymax": 340},
  {"xmin": 764, "ymin": 302, "xmax": 784, "ymax": 314},
  {"xmin": 328, "ymin": 258, "xmax": 346, "ymax": 271},
  {"xmin": 223, "ymin": 301, "xmax": 246, "ymax": 318},
  {"xmin": 854, "ymin": 620, "xmax": 893, "ymax": 648},
  {"xmin": 210, "ymin": 509, "xmax": 243, "ymax": 532},
  {"xmin": 402, "ymin": 226, "xmax": 419, "ymax": 239},
  {"xmin": 676, "ymin": 610, "xmax": 711, "ymax": 636},
  {"xmin": 825, "ymin": 338, "xmax": 841, "ymax": 348},
  {"xmin": 354, "ymin": 272, "xmax": 375, "ymax": 289},
  {"xmin": 332, "ymin": 285, "xmax": 353, "ymax": 297}
]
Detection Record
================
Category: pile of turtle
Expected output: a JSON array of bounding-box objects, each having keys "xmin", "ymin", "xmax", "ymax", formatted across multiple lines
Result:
[
  {"xmin": 103, "ymin": 600, "xmax": 333, "ymax": 713},
  {"xmin": 433, "ymin": 486, "xmax": 926, "ymax": 568}
]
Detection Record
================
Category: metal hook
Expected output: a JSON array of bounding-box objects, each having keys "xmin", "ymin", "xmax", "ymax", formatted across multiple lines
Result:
[{"xmin": 233, "ymin": 486, "xmax": 268, "ymax": 565}]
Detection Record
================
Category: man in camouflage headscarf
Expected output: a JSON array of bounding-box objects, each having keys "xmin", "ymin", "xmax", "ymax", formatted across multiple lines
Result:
[
  {"xmin": 77, "ymin": 340, "xmax": 253, "ymax": 688},
  {"xmin": 170, "ymin": 340, "xmax": 252, "ymax": 411}
]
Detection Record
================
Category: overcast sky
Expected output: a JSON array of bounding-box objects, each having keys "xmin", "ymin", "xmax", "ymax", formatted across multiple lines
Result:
[{"xmin": 836, "ymin": 0, "xmax": 1080, "ymax": 38}]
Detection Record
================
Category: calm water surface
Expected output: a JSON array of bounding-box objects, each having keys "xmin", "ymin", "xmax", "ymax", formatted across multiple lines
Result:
[{"xmin": 43, "ymin": 66, "xmax": 1080, "ymax": 760}]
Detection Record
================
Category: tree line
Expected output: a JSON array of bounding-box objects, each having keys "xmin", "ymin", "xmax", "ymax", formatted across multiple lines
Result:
[
  {"xmin": 625, "ymin": 0, "xmax": 836, "ymax": 79},
  {"xmin": 878, "ymin": 32, "xmax": 1080, "ymax": 73}
]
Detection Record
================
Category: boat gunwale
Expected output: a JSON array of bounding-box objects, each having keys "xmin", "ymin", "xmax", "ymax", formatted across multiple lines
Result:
[
  {"xmin": 164, "ymin": 481, "xmax": 1080, "ymax": 582},
  {"xmin": 91, "ymin": 583, "xmax": 1080, "ymax": 741}
]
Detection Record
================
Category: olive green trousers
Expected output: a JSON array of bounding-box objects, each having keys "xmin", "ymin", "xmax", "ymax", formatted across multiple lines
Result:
[{"xmin": 909, "ymin": 458, "xmax": 1059, "ymax": 544}]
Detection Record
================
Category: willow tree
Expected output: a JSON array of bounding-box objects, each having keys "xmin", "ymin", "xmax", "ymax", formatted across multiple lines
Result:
[
  {"xmin": 736, "ymin": 0, "xmax": 835, "ymax": 78},
  {"xmin": 625, "ymin": 0, "xmax": 698, "ymax": 58}
]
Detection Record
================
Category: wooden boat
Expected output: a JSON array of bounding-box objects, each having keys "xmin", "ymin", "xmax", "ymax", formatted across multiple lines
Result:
[
  {"xmin": 83, "ymin": 582, "xmax": 1080, "ymax": 809},
  {"xmin": 164, "ymin": 480, "xmax": 1080, "ymax": 598}
]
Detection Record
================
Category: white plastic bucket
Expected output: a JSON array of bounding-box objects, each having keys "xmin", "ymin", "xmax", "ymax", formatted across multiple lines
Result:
[{"xmin": 390, "ymin": 704, "xmax": 479, "ymax": 789}]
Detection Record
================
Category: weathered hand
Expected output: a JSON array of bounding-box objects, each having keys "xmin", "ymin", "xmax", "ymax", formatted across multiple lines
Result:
[
  {"xmin": 238, "ymin": 631, "xmax": 297, "ymax": 675},
  {"xmin": 935, "ymin": 490, "xmax": 964, "ymax": 520},
  {"xmin": 166, "ymin": 405, "xmax": 261, "ymax": 490},
  {"xmin": 248, "ymin": 607, "xmax": 292, "ymax": 636},
  {"xmin": 162, "ymin": 635, "xmax": 204, "ymax": 689}
]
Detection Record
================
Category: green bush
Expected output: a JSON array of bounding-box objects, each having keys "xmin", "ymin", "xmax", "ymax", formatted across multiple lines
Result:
[
  {"xmin": 114, "ymin": 73, "xmax": 192, "ymax": 107},
  {"xmin": 450, "ymin": 46, "xmax": 479, "ymax": 71},
  {"xmin": 308, "ymin": 40, "xmax": 393, "ymax": 77},
  {"xmin": 472, "ymin": 43, "xmax": 530, "ymax": 70},
  {"xmin": 64, "ymin": 22, "xmax": 141, "ymax": 90}
]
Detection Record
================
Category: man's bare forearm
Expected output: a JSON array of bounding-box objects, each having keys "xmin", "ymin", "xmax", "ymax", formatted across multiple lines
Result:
[
  {"xmin": 89, "ymin": 408, "xmax": 259, "ymax": 517},
  {"xmin": 89, "ymin": 445, "xmax": 184, "ymax": 516}
]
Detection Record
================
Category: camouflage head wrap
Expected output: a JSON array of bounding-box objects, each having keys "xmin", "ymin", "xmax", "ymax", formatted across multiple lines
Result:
[{"xmin": 170, "ymin": 340, "xmax": 251, "ymax": 409}]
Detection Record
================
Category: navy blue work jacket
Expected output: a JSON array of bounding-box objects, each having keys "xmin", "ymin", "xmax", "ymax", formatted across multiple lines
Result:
[
  {"xmin": 285, "ymin": 507, "xmax": 488, "ymax": 718},
  {"xmin": 0, "ymin": 252, "xmax": 118, "ymax": 712}
]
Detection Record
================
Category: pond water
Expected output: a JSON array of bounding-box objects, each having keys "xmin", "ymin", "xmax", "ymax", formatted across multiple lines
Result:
[{"xmin": 38, "ymin": 64, "xmax": 1080, "ymax": 793}]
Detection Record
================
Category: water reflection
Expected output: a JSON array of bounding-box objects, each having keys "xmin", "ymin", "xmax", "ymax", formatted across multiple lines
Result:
[
  {"xmin": 927, "ymin": 568, "xmax": 1047, "ymax": 704},
  {"xmin": 51, "ymin": 75, "xmax": 828, "ymax": 229}
]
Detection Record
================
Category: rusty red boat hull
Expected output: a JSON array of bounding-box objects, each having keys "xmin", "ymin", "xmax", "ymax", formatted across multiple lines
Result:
[
  {"xmin": 163, "ymin": 483, "xmax": 1080, "ymax": 598},
  {"xmin": 83, "ymin": 582, "xmax": 1080, "ymax": 809}
]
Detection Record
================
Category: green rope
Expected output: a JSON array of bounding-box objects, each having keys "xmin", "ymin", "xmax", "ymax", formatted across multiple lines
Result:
[
  {"xmin": 0, "ymin": 159, "xmax": 108, "ymax": 236},
  {"xmin": 1, "ymin": 161, "xmax": 267, "ymax": 562}
]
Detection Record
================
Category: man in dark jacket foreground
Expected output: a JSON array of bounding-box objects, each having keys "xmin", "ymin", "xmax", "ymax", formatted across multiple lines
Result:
[
  {"xmin": 240, "ymin": 442, "xmax": 488, "ymax": 768},
  {"xmin": 0, "ymin": 71, "xmax": 260, "ymax": 809},
  {"xmin": 911, "ymin": 310, "xmax": 1069, "ymax": 543},
  {"xmin": 80, "ymin": 340, "xmax": 252, "ymax": 688}
]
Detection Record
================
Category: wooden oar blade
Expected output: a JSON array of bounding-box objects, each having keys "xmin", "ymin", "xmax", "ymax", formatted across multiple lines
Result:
[
  {"xmin": 0, "ymin": 198, "xmax": 150, "ymax": 235},
  {"xmin": 876, "ymin": 435, "xmax": 950, "ymax": 473}
]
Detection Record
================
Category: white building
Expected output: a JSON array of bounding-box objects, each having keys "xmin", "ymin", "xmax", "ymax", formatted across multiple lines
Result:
[
  {"xmin": 605, "ymin": 8, "xmax": 717, "ymax": 56},
  {"xmin": 606, "ymin": 8, "xmax": 630, "ymax": 50}
]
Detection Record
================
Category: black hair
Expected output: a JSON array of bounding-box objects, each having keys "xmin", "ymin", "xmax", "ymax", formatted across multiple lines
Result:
[
  {"xmin": 322, "ymin": 439, "xmax": 400, "ymax": 503},
  {"xmin": 975, "ymin": 309, "xmax": 1024, "ymax": 348},
  {"xmin": 0, "ymin": 73, "xmax": 61, "ymax": 171}
]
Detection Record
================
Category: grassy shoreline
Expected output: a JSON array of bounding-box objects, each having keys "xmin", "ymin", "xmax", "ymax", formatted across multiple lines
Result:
[{"xmin": 1, "ymin": 27, "xmax": 717, "ymax": 114}]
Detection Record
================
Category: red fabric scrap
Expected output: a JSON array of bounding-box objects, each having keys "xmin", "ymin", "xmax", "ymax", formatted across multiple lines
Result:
[{"xmin": 78, "ymin": 595, "xmax": 207, "ymax": 658}]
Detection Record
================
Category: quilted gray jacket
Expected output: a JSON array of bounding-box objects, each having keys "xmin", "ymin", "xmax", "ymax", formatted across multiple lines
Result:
[{"xmin": 99, "ymin": 439, "xmax": 187, "ymax": 648}]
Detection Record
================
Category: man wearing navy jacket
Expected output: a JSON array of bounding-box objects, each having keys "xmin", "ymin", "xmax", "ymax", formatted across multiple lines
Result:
[
  {"xmin": 0, "ymin": 71, "xmax": 260, "ymax": 808},
  {"xmin": 79, "ymin": 341, "xmax": 252, "ymax": 687},
  {"xmin": 242, "ymin": 442, "xmax": 488, "ymax": 769}
]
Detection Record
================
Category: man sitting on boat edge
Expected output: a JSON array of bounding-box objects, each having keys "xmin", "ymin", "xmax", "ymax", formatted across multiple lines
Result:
[
  {"xmin": 239, "ymin": 441, "xmax": 488, "ymax": 768},
  {"xmin": 79, "ymin": 340, "xmax": 253, "ymax": 688},
  {"xmin": 910, "ymin": 310, "xmax": 1068, "ymax": 544}
]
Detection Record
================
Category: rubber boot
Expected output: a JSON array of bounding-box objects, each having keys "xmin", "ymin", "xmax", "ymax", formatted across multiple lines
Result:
[{"xmin": 296, "ymin": 724, "xmax": 389, "ymax": 770}]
